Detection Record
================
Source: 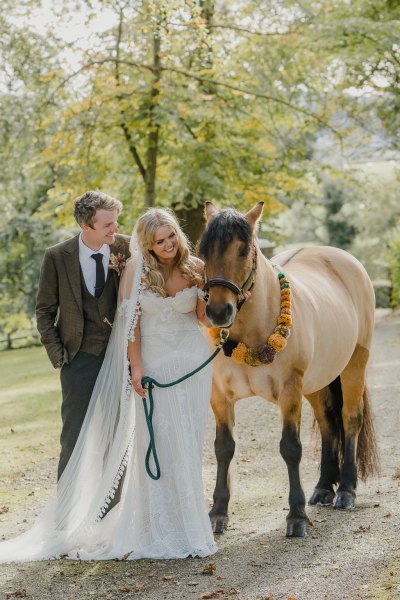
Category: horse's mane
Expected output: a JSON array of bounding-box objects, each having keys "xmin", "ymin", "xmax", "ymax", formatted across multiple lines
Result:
[{"xmin": 199, "ymin": 208, "xmax": 252, "ymax": 258}]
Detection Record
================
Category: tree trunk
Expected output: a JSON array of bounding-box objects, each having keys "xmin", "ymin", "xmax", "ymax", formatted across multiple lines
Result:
[
  {"xmin": 175, "ymin": 0, "xmax": 215, "ymax": 243},
  {"xmin": 174, "ymin": 201, "xmax": 206, "ymax": 248},
  {"xmin": 144, "ymin": 30, "xmax": 161, "ymax": 207}
]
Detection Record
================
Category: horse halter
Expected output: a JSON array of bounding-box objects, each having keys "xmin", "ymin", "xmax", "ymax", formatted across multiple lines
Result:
[{"xmin": 203, "ymin": 245, "xmax": 257, "ymax": 312}]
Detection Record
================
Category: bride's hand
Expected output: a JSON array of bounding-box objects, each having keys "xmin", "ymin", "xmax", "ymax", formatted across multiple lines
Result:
[{"xmin": 132, "ymin": 366, "xmax": 146, "ymax": 397}]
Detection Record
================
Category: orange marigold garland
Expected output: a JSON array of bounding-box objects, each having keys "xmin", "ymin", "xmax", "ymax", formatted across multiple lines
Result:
[{"xmin": 208, "ymin": 271, "xmax": 292, "ymax": 366}]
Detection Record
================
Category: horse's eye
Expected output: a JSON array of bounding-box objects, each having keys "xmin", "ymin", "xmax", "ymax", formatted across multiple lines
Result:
[{"xmin": 239, "ymin": 245, "xmax": 248, "ymax": 258}]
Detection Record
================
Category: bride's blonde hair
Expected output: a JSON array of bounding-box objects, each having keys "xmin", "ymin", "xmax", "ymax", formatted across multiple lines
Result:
[{"xmin": 134, "ymin": 207, "xmax": 202, "ymax": 297}]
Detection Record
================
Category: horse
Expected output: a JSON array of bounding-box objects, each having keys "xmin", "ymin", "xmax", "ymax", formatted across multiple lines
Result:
[{"xmin": 199, "ymin": 201, "xmax": 379, "ymax": 538}]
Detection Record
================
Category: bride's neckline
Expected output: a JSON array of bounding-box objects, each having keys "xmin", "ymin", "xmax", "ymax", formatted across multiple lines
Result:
[{"xmin": 143, "ymin": 286, "xmax": 196, "ymax": 300}]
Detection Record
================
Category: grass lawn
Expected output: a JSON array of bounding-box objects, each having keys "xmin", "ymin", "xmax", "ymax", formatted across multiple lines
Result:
[{"xmin": 0, "ymin": 346, "xmax": 61, "ymax": 510}]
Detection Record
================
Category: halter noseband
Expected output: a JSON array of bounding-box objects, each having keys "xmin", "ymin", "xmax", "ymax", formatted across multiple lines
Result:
[{"xmin": 203, "ymin": 246, "xmax": 257, "ymax": 311}]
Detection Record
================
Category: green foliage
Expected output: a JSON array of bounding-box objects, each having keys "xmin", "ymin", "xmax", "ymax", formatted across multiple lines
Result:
[
  {"xmin": 0, "ymin": 346, "xmax": 60, "ymax": 507},
  {"xmin": 388, "ymin": 239, "xmax": 400, "ymax": 308},
  {"xmin": 1, "ymin": 0, "xmax": 400, "ymax": 327},
  {"xmin": 323, "ymin": 181, "xmax": 358, "ymax": 250}
]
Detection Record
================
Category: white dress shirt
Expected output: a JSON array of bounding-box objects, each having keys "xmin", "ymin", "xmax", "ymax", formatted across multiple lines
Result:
[{"xmin": 79, "ymin": 234, "xmax": 111, "ymax": 297}]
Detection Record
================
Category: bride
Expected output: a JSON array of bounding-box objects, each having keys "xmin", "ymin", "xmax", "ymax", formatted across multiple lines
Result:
[{"xmin": 0, "ymin": 207, "xmax": 217, "ymax": 562}]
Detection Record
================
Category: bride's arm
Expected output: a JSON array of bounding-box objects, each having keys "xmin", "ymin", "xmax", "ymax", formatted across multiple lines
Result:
[
  {"xmin": 196, "ymin": 297, "xmax": 211, "ymax": 327},
  {"xmin": 128, "ymin": 321, "xmax": 146, "ymax": 397},
  {"xmin": 191, "ymin": 256, "xmax": 212, "ymax": 327},
  {"xmin": 119, "ymin": 257, "xmax": 146, "ymax": 396}
]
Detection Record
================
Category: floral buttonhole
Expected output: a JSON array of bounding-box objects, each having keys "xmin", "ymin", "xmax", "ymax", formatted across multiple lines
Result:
[{"xmin": 109, "ymin": 253, "xmax": 127, "ymax": 276}]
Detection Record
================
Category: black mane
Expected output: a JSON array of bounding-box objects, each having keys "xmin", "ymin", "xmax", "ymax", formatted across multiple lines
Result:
[{"xmin": 199, "ymin": 208, "xmax": 252, "ymax": 258}]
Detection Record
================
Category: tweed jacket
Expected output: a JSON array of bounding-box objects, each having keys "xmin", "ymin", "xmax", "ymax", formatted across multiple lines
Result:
[{"xmin": 36, "ymin": 233, "xmax": 130, "ymax": 368}]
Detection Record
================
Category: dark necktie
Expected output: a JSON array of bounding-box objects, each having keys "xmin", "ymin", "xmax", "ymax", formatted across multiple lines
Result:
[{"xmin": 91, "ymin": 253, "xmax": 105, "ymax": 298}]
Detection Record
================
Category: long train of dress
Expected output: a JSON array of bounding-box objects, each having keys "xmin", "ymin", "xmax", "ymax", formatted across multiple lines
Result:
[{"xmin": 0, "ymin": 286, "xmax": 216, "ymax": 562}]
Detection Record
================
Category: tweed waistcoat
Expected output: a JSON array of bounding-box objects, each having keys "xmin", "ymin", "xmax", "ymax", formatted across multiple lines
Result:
[{"xmin": 79, "ymin": 269, "xmax": 117, "ymax": 355}]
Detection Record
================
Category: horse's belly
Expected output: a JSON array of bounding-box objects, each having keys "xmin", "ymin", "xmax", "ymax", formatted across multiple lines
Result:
[{"xmin": 301, "ymin": 331, "xmax": 359, "ymax": 394}]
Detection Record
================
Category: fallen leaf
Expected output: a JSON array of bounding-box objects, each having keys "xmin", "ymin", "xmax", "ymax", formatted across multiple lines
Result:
[
  {"xmin": 188, "ymin": 581, "xmax": 199, "ymax": 586},
  {"xmin": 383, "ymin": 583, "xmax": 393, "ymax": 589},
  {"xmin": 147, "ymin": 572, "xmax": 156, "ymax": 577},
  {"xmin": 353, "ymin": 525, "xmax": 371, "ymax": 533},
  {"xmin": 10, "ymin": 428, "xmax": 16, "ymax": 434},
  {"xmin": 384, "ymin": 512, "xmax": 392, "ymax": 518},
  {"xmin": 163, "ymin": 575, "xmax": 173, "ymax": 580},
  {"xmin": 118, "ymin": 588, "xmax": 131, "ymax": 593},
  {"xmin": 0, "ymin": 506, "xmax": 9, "ymax": 515},
  {"xmin": 6, "ymin": 591, "xmax": 27, "ymax": 599},
  {"xmin": 200, "ymin": 592, "xmax": 222, "ymax": 599},
  {"xmin": 202, "ymin": 562, "xmax": 216, "ymax": 575},
  {"xmin": 135, "ymin": 582, "xmax": 145, "ymax": 589}
]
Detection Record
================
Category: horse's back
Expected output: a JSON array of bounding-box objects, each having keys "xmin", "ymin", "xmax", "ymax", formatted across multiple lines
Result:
[
  {"xmin": 273, "ymin": 246, "xmax": 374, "ymax": 319},
  {"xmin": 271, "ymin": 246, "xmax": 375, "ymax": 390}
]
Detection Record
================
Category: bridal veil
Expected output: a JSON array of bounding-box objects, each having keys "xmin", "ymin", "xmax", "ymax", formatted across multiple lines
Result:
[{"xmin": 0, "ymin": 235, "xmax": 143, "ymax": 562}]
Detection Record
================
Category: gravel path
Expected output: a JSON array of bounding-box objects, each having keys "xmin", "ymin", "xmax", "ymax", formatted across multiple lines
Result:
[{"xmin": 1, "ymin": 310, "xmax": 399, "ymax": 600}]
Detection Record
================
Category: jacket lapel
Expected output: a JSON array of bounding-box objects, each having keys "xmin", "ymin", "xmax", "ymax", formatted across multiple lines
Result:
[{"xmin": 62, "ymin": 235, "xmax": 83, "ymax": 311}]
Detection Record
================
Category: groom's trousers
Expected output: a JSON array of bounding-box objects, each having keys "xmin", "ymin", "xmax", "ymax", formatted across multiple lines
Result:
[
  {"xmin": 58, "ymin": 350, "xmax": 105, "ymax": 480},
  {"xmin": 58, "ymin": 349, "xmax": 124, "ymax": 511}
]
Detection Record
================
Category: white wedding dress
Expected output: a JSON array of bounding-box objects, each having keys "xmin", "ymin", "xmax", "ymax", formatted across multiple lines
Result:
[{"xmin": 0, "ymin": 286, "xmax": 216, "ymax": 562}]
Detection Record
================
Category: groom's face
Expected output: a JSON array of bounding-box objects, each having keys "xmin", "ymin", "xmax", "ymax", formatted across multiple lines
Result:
[{"xmin": 81, "ymin": 209, "xmax": 119, "ymax": 250}]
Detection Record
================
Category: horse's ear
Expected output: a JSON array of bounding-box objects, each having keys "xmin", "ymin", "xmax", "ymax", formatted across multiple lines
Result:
[
  {"xmin": 245, "ymin": 202, "xmax": 264, "ymax": 228},
  {"xmin": 204, "ymin": 201, "xmax": 219, "ymax": 223}
]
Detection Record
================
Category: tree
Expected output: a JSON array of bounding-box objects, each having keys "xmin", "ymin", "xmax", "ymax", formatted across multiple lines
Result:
[
  {"xmin": 323, "ymin": 180, "xmax": 358, "ymax": 250},
  {"xmin": 0, "ymin": 11, "xmax": 67, "ymax": 334},
  {"xmin": 1, "ymin": 0, "xmax": 399, "ymax": 328},
  {"xmin": 32, "ymin": 0, "xmax": 338, "ymax": 239}
]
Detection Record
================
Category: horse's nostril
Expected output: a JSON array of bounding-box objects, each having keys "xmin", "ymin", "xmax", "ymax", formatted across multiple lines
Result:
[
  {"xmin": 225, "ymin": 304, "xmax": 233, "ymax": 318},
  {"xmin": 206, "ymin": 303, "xmax": 235, "ymax": 326}
]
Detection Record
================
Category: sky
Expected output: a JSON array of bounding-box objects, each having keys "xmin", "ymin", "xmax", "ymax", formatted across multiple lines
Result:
[{"xmin": 11, "ymin": 0, "xmax": 118, "ymax": 69}]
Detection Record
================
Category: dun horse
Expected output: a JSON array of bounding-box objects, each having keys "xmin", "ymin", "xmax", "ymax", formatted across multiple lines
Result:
[{"xmin": 199, "ymin": 201, "xmax": 378, "ymax": 538}]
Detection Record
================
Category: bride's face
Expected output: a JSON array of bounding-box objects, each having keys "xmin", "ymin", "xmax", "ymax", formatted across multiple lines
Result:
[{"xmin": 150, "ymin": 225, "xmax": 179, "ymax": 263}]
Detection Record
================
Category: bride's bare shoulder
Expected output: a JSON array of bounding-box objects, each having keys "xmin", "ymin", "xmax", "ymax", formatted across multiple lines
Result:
[{"xmin": 190, "ymin": 255, "xmax": 205, "ymax": 276}]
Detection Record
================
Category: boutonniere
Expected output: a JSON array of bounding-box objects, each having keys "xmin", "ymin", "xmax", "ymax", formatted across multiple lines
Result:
[{"xmin": 109, "ymin": 252, "xmax": 127, "ymax": 276}]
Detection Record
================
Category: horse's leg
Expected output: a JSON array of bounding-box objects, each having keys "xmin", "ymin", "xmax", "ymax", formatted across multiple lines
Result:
[
  {"xmin": 334, "ymin": 344, "xmax": 369, "ymax": 509},
  {"xmin": 279, "ymin": 369, "xmax": 309, "ymax": 537},
  {"xmin": 209, "ymin": 389, "xmax": 235, "ymax": 534},
  {"xmin": 306, "ymin": 383, "xmax": 341, "ymax": 506}
]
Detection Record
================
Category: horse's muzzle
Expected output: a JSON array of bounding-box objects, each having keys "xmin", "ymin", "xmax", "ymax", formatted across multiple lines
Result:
[{"xmin": 206, "ymin": 302, "xmax": 236, "ymax": 328}]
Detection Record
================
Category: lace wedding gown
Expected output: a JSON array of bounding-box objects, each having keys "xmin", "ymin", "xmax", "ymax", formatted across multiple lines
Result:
[{"xmin": 0, "ymin": 286, "xmax": 216, "ymax": 562}]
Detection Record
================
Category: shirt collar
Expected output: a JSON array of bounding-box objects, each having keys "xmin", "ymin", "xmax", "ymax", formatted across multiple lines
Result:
[{"xmin": 79, "ymin": 233, "xmax": 111, "ymax": 261}]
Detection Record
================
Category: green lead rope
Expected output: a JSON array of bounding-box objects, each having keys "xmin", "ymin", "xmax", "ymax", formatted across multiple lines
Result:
[{"xmin": 140, "ymin": 329, "xmax": 229, "ymax": 480}]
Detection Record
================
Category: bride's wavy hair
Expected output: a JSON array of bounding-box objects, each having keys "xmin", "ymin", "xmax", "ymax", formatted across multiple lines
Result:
[{"xmin": 134, "ymin": 207, "xmax": 202, "ymax": 297}]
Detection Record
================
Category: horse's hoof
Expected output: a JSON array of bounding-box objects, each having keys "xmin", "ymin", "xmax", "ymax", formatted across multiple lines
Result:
[
  {"xmin": 209, "ymin": 515, "xmax": 228, "ymax": 534},
  {"xmin": 286, "ymin": 517, "xmax": 308, "ymax": 538},
  {"xmin": 333, "ymin": 490, "xmax": 355, "ymax": 510},
  {"xmin": 308, "ymin": 488, "xmax": 335, "ymax": 506}
]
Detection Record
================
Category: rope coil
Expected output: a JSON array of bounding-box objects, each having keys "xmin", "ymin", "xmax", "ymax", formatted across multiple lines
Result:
[{"xmin": 141, "ymin": 328, "xmax": 230, "ymax": 480}]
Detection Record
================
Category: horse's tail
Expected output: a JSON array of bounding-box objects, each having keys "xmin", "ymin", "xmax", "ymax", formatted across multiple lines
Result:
[
  {"xmin": 328, "ymin": 380, "xmax": 380, "ymax": 481},
  {"xmin": 357, "ymin": 386, "xmax": 380, "ymax": 480}
]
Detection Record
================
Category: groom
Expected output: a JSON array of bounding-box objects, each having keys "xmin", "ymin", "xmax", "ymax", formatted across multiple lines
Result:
[{"xmin": 36, "ymin": 190, "xmax": 130, "ymax": 480}]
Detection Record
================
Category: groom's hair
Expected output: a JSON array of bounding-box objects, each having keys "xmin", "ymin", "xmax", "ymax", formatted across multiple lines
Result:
[{"xmin": 74, "ymin": 190, "xmax": 123, "ymax": 228}]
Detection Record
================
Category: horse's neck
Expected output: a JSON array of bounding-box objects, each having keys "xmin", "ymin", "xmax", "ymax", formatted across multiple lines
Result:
[{"xmin": 230, "ymin": 252, "xmax": 281, "ymax": 345}]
